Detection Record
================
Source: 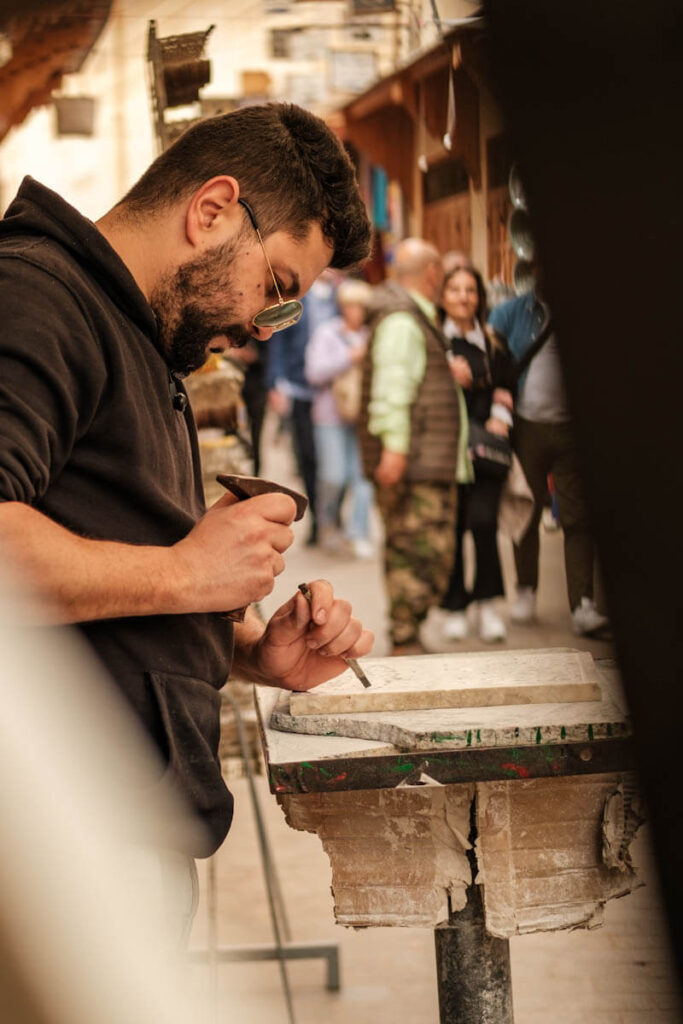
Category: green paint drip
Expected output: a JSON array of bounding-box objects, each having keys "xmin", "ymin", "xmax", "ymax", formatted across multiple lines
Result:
[
  {"xmin": 535, "ymin": 727, "xmax": 542, "ymax": 744},
  {"xmin": 300, "ymin": 762, "xmax": 331, "ymax": 777},
  {"xmin": 391, "ymin": 757, "xmax": 415, "ymax": 773},
  {"xmin": 560, "ymin": 726, "xmax": 566, "ymax": 739},
  {"xmin": 606, "ymin": 723, "xmax": 613, "ymax": 737},
  {"xmin": 430, "ymin": 733, "xmax": 456, "ymax": 743},
  {"xmin": 466, "ymin": 730, "xmax": 472, "ymax": 747},
  {"xmin": 588, "ymin": 724, "xmax": 594, "ymax": 741},
  {"xmin": 476, "ymin": 729, "xmax": 481, "ymax": 743}
]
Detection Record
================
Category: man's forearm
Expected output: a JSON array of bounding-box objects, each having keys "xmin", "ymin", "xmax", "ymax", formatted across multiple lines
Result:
[
  {"xmin": 1, "ymin": 492, "xmax": 298, "ymax": 626},
  {"xmin": 231, "ymin": 605, "xmax": 271, "ymax": 684},
  {"xmin": 0, "ymin": 501, "xmax": 181, "ymax": 623}
]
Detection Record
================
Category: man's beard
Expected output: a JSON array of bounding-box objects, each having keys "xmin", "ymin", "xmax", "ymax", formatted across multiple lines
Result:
[{"xmin": 150, "ymin": 238, "xmax": 253, "ymax": 376}]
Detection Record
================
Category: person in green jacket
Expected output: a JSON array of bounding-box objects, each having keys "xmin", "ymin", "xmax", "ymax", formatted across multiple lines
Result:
[{"xmin": 358, "ymin": 238, "xmax": 471, "ymax": 655}]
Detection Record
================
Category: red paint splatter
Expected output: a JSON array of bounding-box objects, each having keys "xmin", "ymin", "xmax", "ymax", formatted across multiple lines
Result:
[
  {"xmin": 500, "ymin": 763, "xmax": 531, "ymax": 778},
  {"xmin": 274, "ymin": 784, "xmax": 289, "ymax": 793},
  {"xmin": 330, "ymin": 772, "xmax": 347, "ymax": 783}
]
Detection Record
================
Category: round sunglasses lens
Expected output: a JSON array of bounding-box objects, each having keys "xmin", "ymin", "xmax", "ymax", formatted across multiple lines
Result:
[{"xmin": 253, "ymin": 300, "xmax": 303, "ymax": 330}]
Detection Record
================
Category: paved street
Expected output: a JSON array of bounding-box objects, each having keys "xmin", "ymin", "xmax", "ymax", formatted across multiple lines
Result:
[{"xmin": 187, "ymin": 417, "xmax": 681, "ymax": 1023}]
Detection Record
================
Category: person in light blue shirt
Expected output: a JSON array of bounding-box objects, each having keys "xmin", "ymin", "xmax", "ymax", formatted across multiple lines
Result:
[{"xmin": 266, "ymin": 275, "xmax": 341, "ymax": 545}]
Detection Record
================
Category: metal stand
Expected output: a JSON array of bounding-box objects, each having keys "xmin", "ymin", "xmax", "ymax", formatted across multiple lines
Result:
[
  {"xmin": 434, "ymin": 883, "xmax": 514, "ymax": 1024},
  {"xmin": 188, "ymin": 691, "xmax": 340, "ymax": 1023}
]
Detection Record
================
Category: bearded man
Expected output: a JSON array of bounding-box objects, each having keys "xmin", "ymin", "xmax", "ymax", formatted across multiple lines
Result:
[{"xmin": 0, "ymin": 103, "xmax": 372, "ymax": 943}]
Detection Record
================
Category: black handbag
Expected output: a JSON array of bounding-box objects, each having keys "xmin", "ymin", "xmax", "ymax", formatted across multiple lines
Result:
[
  {"xmin": 467, "ymin": 420, "xmax": 513, "ymax": 479},
  {"xmin": 465, "ymin": 313, "xmax": 555, "ymax": 480}
]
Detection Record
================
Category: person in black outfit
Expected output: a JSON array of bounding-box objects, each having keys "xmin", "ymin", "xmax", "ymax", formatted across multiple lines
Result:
[
  {"xmin": 439, "ymin": 265, "xmax": 515, "ymax": 642},
  {"xmin": 231, "ymin": 338, "xmax": 268, "ymax": 475}
]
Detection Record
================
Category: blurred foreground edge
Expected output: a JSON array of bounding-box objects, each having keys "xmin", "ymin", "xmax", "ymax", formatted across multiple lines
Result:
[{"xmin": 482, "ymin": 0, "xmax": 683, "ymax": 995}]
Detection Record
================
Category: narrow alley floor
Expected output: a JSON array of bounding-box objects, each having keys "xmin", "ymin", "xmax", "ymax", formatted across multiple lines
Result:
[{"xmin": 186, "ymin": 415, "xmax": 681, "ymax": 1024}]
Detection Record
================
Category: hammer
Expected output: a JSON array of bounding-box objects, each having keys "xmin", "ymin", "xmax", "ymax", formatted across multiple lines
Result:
[{"xmin": 216, "ymin": 474, "xmax": 308, "ymax": 623}]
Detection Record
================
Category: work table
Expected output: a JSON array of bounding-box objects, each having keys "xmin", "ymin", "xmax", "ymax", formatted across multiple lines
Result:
[{"xmin": 253, "ymin": 650, "xmax": 640, "ymax": 1022}]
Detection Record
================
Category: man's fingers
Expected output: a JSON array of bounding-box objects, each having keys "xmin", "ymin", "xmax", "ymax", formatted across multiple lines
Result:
[
  {"xmin": 345, "ymin": 628, "xmax": 375, "ymax": 660},
  {"xmin": 210, "ymin": 490, "xmax": 241, "ymax": 510},
  {"xmin": 272, "ymin": 551, "xmax": 285, "ymax": 578},
  {"xmin": 305, "ymin": 598, "xmax": 355, "ymax": 651},
  {"xmin": 255, "ymin": 493, "xmax": 298, "ymax": 524},
  {"xmin": 209, "ymin": 492, "xmax": 297, "ymax": 524},
  {"xmin": 316, "ymin": 626, "xmax": 375, "ymax": 661},
  {"xmin": 303, "ymin": 579, "xmax": 335, "ymax": 624},
  {"xmin": 266, "ymin": 590, "xmax": 311, "ymax": 632},
  {"xmin": 270, "ymin": 523, "xmax": 295, "ymax": 554},
  {"xmin": 312, "ymin": 617, "xmax": 363, "ymax": 657},
  {"xmin": 239, "ymin": 493, "xmax": 298, "ymax": 524}
]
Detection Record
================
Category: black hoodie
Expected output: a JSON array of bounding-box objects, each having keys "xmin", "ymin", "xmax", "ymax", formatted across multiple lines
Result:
[{"xmin": 0, "ymin": 177, "xmax": 234, "ymax": 856}]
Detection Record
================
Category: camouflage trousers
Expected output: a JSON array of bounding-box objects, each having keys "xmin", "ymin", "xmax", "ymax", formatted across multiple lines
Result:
[{"xmin": 375, "ymin": 480, "xmax": 457, "ymax": 645}]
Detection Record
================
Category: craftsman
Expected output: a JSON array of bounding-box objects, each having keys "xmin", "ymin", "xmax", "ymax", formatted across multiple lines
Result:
[{"xmin": 0, "ymin": 103, "xmax": 373, "ymax": 942}]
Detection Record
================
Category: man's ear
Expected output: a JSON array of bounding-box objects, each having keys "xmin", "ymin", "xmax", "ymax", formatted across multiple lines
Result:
[{"xmin": 185, "ymin": 176, "xmax": 241, "ymax": 249}]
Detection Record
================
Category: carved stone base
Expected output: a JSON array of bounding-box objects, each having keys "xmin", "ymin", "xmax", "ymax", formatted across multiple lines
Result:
[
  {"xmin": 279, "ymin": 785, "xmax": 474, "ymax": 928},
  {"xmin": 279, "ymin": 773, "xmax": 641, "ymax": 934}
]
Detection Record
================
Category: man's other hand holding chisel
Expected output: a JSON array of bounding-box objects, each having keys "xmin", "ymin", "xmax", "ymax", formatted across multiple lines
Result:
[{"xmin": 230, "ymin": 578, "xmax": 374, "ymax": 692}]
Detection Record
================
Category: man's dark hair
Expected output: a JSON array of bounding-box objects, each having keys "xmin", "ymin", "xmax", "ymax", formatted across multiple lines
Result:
[{"xmin": 121, "ymin": 103, "xmax": 371, "ymax": 270}]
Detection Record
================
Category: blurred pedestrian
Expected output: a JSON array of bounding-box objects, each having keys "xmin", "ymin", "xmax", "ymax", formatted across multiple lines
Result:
[
  {"xmin": 305, "ymin": 278, "xmax": 374, "ymax": 557},
  {"xmin": 359, "ymin": 238, "xmax": 471, "ymax": 655},
  {"xmin": 489, "ymin": 276, "xmax": 608, "ymax": 636},
  {"xmin": 439, "ymin": 265, "xmax": 515, "ymax": 642},
  {"xmin": 266, "ymin": 294, "xmax": 321, "ymax": 544},
  {"xmin": 231, "ymin": 338, "xmax": 268, "ymax": 475},
  {"xmin": 266, "ymin": 272, "xmax": 341, "ymax": 544},
  {"xmin": 442, "ymin": 249, "xmax": 472, "ymax": 277}
]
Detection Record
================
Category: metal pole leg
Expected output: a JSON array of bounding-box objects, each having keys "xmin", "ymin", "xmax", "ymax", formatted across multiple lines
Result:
[
  {"xmin": 434, "ymin": 884, "xmax": 514, "ymax": 1024},
  {"xmin": 223, "ymin": 690, "xmax": 296, "ymax": 1024}
]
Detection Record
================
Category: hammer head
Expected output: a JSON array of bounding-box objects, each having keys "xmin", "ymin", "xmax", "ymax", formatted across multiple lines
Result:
[{"xmin": 216, "ymin": 474, "xmax": 308, "ymax": 521}]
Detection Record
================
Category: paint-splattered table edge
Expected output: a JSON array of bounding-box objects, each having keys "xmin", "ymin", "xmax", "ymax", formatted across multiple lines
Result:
[{"xmin": 255, "ymin": 658, "xmax": 635, "ymax": 795}]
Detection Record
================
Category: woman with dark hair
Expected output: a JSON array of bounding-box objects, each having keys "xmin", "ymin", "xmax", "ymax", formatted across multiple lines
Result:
[{"xmin": 440, "ymin": 265, "xmax": 515, "ymax": 642}]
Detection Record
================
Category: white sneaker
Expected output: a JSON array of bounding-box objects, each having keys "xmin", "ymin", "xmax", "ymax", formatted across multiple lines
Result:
[
  {"xmin": 572, "ymin": 597, "xmax": 609, "ymax": 636},
  {"xmin": 351, "ymin": 537, "xmax": 374, "ymax": 560},
  {"xmin": 510, "ymin": 586, "xmax": 537, "ymax": 624},
  {"xmin": 478, "ymin": 601, "xmax": 507, "ymax": 643},
  {"xmin": 443, "ymin": 611, "xmax": 469, "ymax": 641}
]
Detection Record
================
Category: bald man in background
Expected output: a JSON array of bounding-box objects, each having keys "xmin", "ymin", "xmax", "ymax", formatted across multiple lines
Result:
[{"xmin": 358, "ymin": 238, "xmax": 470, "ymax": 655}]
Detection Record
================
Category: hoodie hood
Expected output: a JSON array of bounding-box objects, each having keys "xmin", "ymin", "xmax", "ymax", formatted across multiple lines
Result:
[{"xmin": 0, "ymin": 176, "xmax": 158, "ymax": 341}]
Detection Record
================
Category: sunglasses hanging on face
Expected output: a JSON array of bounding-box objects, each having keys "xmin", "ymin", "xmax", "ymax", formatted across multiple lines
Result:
[{"xmin": 237, "ymin": 198, "xmax": 304, "ymax": 332}]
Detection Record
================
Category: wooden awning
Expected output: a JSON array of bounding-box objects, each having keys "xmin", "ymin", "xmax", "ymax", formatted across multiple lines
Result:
[
  {"xmin": 338, "ymin": 24, "xmax": 486, "ymax": 207},
  {"xmin": 0, "ymin": 0, "xmax": 113, "ymax": 143}
]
